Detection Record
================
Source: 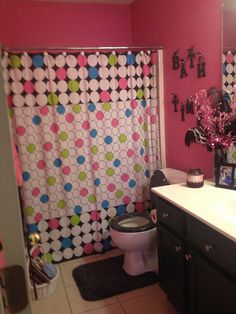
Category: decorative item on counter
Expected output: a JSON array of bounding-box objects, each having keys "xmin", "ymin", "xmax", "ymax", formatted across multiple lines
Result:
[
  {"xmin": 197, "ymin": 52, "xmax": 206, "ymax": 77},
  {"xmin": 180, "ymin": 58, "xmax": 188, "ymax": 78},
  {"xmin": 186, "ymin": 168, "xmax": 204, "ymax": 188},
  {"xmin": 180, "ymin": 103, "xmax": 185, "ymax": 121},
  {"xmin": 171, "ymin": 93, "xmax": 179, "ymax": 112},
  {"xmin": 187, "ymin": 46, "xmax": 195, "ymax": 68},
  {"xmin": 172, "ymin": 50, "xmax": 180, "ymax": 69}
]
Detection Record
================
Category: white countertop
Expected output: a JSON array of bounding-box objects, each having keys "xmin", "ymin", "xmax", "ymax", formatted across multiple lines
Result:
[{"xmin": 151, "ymin": 181, "xmax": 236, "ymax": 242}]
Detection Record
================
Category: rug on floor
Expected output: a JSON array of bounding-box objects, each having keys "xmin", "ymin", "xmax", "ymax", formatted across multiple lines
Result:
[{"xmin": 72, "ymin": 255, "xmax": 158, "ymax": 301}]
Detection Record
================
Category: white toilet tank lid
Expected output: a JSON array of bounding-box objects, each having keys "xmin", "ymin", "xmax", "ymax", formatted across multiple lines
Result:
[{"xmin": 161, "ymin": 168, "xmax": 186, "ymax": 184}]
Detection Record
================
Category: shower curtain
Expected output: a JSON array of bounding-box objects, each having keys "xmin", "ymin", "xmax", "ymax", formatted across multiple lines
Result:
[{"xmin": 2, "ymin": 49, "xmax": 161, "ymax": 262}]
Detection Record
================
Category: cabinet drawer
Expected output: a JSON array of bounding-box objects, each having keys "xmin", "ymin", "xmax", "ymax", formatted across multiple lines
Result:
[
  {"xmin": 187, "ymin": 215, "xmax": 236, "ymax": 279},
  {"xmin": 156, "ymin": 197, "xmax": 185, "ymax": 237}
]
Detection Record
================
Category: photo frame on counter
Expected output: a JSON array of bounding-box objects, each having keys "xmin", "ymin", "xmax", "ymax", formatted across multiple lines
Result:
[{"xmin": 215, "ymin": 163, "xmax": 236, "ymax": 190}]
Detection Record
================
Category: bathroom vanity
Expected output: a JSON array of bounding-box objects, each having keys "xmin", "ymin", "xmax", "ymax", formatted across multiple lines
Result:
[{"xmin": 152, "ymin": 181, "xmax": 236, "ymax": 314}]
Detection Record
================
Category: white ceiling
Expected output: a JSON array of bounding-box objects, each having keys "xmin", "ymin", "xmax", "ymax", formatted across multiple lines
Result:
[{"xmin": 223, "ymin": 0, "xmax": 236, "ymax": 11}]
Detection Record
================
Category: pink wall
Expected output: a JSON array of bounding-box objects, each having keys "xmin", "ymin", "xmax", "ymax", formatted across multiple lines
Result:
[
  {"xmin": 0, "ymin": 0, "xmax": 132, "ymax": 47},
  {"xmin": 223, "ymin": 10, "xmax": 236, "ymax": 48},
  {"xmin": 131, "ymin": 0, "xmax": 223, "ymax": 178}
]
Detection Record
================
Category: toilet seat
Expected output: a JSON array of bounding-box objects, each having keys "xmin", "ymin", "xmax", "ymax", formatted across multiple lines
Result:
[{"xmin": 110, "ymin": 212, "xmax": 156, "ymax": 233}]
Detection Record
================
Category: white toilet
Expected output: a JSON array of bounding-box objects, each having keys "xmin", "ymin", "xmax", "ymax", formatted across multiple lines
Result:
[{"xmin": 110, "ymin": 168, "xmax": 186, "ymax": 276}]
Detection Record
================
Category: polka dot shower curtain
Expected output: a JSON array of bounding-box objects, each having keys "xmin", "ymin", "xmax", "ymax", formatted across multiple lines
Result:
[{"xmin": 2, "ymin": 49, "xmax": 161, "ymax": 263}]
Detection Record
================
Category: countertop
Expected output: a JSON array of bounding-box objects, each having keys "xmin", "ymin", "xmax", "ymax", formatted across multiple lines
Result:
[{"xmin": 151, "ymin": 181, "xmax": 236, "ymax": 242}]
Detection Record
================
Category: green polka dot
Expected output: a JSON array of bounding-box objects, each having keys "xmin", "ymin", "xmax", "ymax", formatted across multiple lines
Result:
[
  {"xmin": 58, "ymin": 200, "xmax": 66, "ymax": 209},
  {"xmin": 25, "ymin": 207, "xmax": 34, "ymax": 216},
  {"xmin": 8, "ymin": 108, "xmax": 14, "ymax": 118},
  {"xmin": 137, "ymin": 89, "xmax": 144, "ymax": 99},
  {"xmin": 88, "ymin": 194, "xmax": 96, "ymax": 203},
  {"xmin": 60, "ymin": 149, "xmax": 69, "ymax": 158},
  {"xmin": 105, "ymin": 152, "xmax": 113, "ymax": 161},
  {"xmin": 68, "ymin": 80, "xmax": 79, "ymax": 92},
  {"xmin": 142, "ymin": 123, "xmax": 148, "ymax": 132},
  {"xmin": 59, "ymin": 132, "xmax": 68, "ymax": 141},
  {"xmin": 48, "ymin": 93, "xmax": 58, "ymax": 106},
  {"xmin": 9, "ymin": 55, "xmax": 21, "ymax": 68},
  {"xmin": 72, "ymin": 104, "xmax": 81, "ymax": 113},
  {"xmin": 42, "ymin": 253, "xmax": 52, "ymax": 263},
  {"xmin": 115, "ymin": 190, "xmax": 123, "ymax": 198},
  {"xmin": 232, "ymin": 151, "xmax": 236, "ymax": 160},
  {"xmin": 27, "ymin": 144, "xmax": 36, "ymax": 154},
  {"xmin": 78, "ymin": 172, "xmax": 87, "ymax": 181},
  {"xmin": 106, "ymin": 168, "xmax": 114, "ymax": 176},
  {"xmin": 70, "ymin": 215, "xmax": 80, "ymax": 226},
  {"xmin": 47, "ymin": 176, "xmax": 56, "ymax": 186},
  {"xmin": 143, "ymin": 139, "xmax": 148, "ymax": 148},
  {"xmin": 103, "ymin": 102, "xmax": 111, "ymax": 111},
  {"xmin": 134, "ymin": 164, "xmax": 142, "ymax": 173},
  {"xmin": 109, "ymin": 54, "xmax": 118, "ymax": 66},
  {"xmin": 119, "ymin": 134, "xmax": 127, "ymax": 143},
  {"xmin": 91, "ymin": 146, "xmax": 98, "ymax": 155}
]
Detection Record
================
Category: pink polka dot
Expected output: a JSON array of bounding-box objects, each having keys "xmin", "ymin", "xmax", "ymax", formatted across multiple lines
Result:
[
  {"xmin": 34, "ymin": 213, "xmax": 42, "ymax": 223},
  {"xmin": 49, "ymin": 218, "xmax": 59, "ymax": 229},
  {"xmin": 50, "ymin": 123, "xmax": 59, "ymax": 133},
  {"xmin": 96, "ymin": 111, "xmax": 104, "ymax": 120},
  {"xmin": 56, "ymin": 68, "xmax": 67, "ymax": 80},
  {"xmin": 44, "ymin": 142, "xmax": 53, "ymax": 151},
  {"xmin": 16, "ymin": 126, "xmax": 25, "ymax": 136},
  {"xmin": 63, "ymin": 166, "xmax": 71, "ymax": 175},
  {"xmin": 151, "ymin": 52, "xmax": 157, "ymax": 64},
  {"xmin": 82, "ymin": 121, "xmax": 90, "ymax": 130},
  {"xmin": 121, "ymin": 173, "xmax": 129, "ymax": 182},
  {"xmin": 111, "ymin": 118, "xmax": 119, "ymax": 127},
  {"xmin": 144, "ymin": 154, "xmax": 149, "ymax": 162},
  {"xmin": 7, "ymin": 96, "xmax": 13, "ymax": 107},
  {"xmin": 84, "ymin": 243, "xmax": 94, "ymax": 255},
  {"xmin": 40, "ymin": 106, "xmax": 49, "ymax": 116},
  {"xmin": 24, "ymin": 81, "xmax": 34, "ymax": 94},
  {"xmin": 119, "ymin": 78, "xmax": 128, "ymax": 89},
  {"xmin": 92, "ymin": 162, "xmax": 99, "ymax": 171},
  {"xmin": 31, "ymin": 246, "xmax": 41, "ymax": 258},
  {"xmin": 80, "ymin": 188, "xmax": 88, "ymax": 196},
  {"xmin": 136, "ymin": 202, "xmax": 144, "ymax": 212},
  {"xmin": 146, "ymin": 106, "xmax": 151, "ymax": 115},
  {"xmin": 107, "ymin": 183, "xmax": 115, "ymax": 192},
  {"xmin": 127, "ymin": 149, "xmax": 134, "ymax": 157},
  {"xmin": 150, "ymin": 115, "xmax": 157, "ymax": 124},
  {"xmin": 138, "ymin": 116, "xmax": 143, "ymax": 124},
  {"xmin": 32, "ymin": 187, "xmax": 40, "ymax": 197},
  {"xmin": 131, "ymin": 100, "xmax": 138, "ymax": 109},
  {"xmin": 226, "ymin": 52, "xmax": 234, "ymax": 63},
  {"xmin": 132, "ymin": 132, "xmax": 140, "ymax": 141},
  {"xmin": 142, "ymin": 65, "xmax": 150, "ymax": 76},
  {"xmin": 90, "ymin": 210, "xmax": 100, "ymax": 221},
  {"xmin": 37, "ymin": 160, "xmax": 46, "ymax": 169},
  {"xmin": 66, "ymin": 113, "xmax": 74, "ymax": 123},
  {"xmin": 75, "ymin": 138, "xmax": 84, "ymax": 148},
  {"xmin": 123, "ymin": 196, "xmax": 131, "ymax": 204},
  {"xmin": 100, "ymin": 91, "xmax": 110, "ymax": 102},
  {"xmin": 77, "ymin": 55, "xmax": 88, "ymax": 67}
]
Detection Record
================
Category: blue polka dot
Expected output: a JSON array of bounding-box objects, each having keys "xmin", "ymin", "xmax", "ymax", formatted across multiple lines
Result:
[
  {"xmin": 22, "ymin": 172, "xmax": 30, "ymax": 181},
  {"xmin": 28, "ymin": 224, "xmax": 38, "ymax": 233},
  {"xmin": 141, "ymin": 99, "xmax": 147, "ymax": 108},
  {"xmin": 113, "ymin": 159, "xmax": 121, "ymax": 167},
  {"xmin": 117, "ymin": 205, "xmax": 126, "ymax": 216},
  {"xmin": 140, "ymin": 148, "xmax": 144, "ymax": 156},
  {"xmin": 145, "ymin": 170, "xmax": 150, "ymax": 178},
  {"xmin": 54, "ymin": 158, "xmax": 62, "ymax": 167},
  {"xmin": 88, "ymin": 67, "xmax": 98, "ymax": 79},
  {"xmin": 32, "ymin": 55, "xmax": 44, "ymax": 68},
  {"xmin": 129, "ymin": 180, "xmax": 136, "ymax": 188},
  {"xmin": 104, "ymin": 136, "xmax": 113, "ymax": 144},
  {"xmin": 90, "ymin": 129, "xmax": 97, "ymax": 138},
  {"xmin": 127, "ymin": 53, "xmax": 135, "ymax": 65},
  {"xmin": 77, "ymin": 156, "xmax": 85, "ymax": 164},
  {"xmin": 74, "ymin": 205, "xmax": 82, "ymax": 214},
  {"xmin": 32, "ymin": 115, "xmax": 41, "ymax": 125},
  {"xmin": 94, "ymin": 178, "xmax": 100, "ymax": 186},
  {"xmin": 64, "ymin": 183, "xmax": 73, "ymax": 191},
  {"xmin": 125, "ymin": 109, "xmax": 132, "ymax": 118},
  {"xmin": 102, "ymin": 200, "xmax": 109, "ymax": 209},
  {"xmin": 40, "ymin": 194, "xmax": 49, "ymax": 203},
  {"xmin": 57, "ymin": 105, "xmax": 65, "ymax": 115},
  {"xmin": 62, "ymin": 238, "xmax": 72, "ymax": 248},
  {"xmin": 102, "ymin": 239, "xmax": 110, "ymax": 251},
  {"xmin": 88, "ymin": 103, "xmax": 96, "ymax": 112}
]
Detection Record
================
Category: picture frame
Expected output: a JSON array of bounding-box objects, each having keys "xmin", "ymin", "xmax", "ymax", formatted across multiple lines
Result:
[{"xmin": 215, "ymin": 163, "xmax": 236, "ymax": 190}]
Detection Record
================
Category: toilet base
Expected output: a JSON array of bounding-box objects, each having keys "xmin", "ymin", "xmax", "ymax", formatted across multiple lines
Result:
[{"xmin": 123, "ymin": 249, "xmax": 157, "ymax": 276}]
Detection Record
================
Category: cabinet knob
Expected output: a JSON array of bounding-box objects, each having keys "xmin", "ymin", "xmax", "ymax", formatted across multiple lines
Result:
[
  {"xmin": 204, "ymin": 244, "xmax": 213, "ymax": 252},
  {"xmin": 162, "ymin": 213, "xmax": 169, "ymax": 219},
  {"xmin": 185, "ymin": 254, "xmax": 192, "ymax": 261},
  {"xmin": 174, "ymin": 245, "xmax": 182, "ymax": 252}
]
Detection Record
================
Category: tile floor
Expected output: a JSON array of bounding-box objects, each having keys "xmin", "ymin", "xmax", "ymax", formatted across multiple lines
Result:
[{"xmin": 31, "ymin": 249, "xmax": 178, "ymax": 314}]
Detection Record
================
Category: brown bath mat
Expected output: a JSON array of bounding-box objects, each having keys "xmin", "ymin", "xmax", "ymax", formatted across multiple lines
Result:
[{"xmin": 72, "ymin": 254, "xmax": 158, "ymax": 301}]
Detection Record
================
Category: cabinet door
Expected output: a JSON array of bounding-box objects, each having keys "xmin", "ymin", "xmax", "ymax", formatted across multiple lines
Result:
[
  {"xmin": 188, "ymin": 249, "xmax": 236, "ymax": 314},
  {"xmin": 158, "ymin": 225, "xmax": 186, "ymax": 313}
]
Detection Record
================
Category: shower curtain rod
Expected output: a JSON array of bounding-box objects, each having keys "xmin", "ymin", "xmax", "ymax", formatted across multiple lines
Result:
[{"xmin": 1, "ymin": 45, "xmax": 163, "ymax": 52}]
